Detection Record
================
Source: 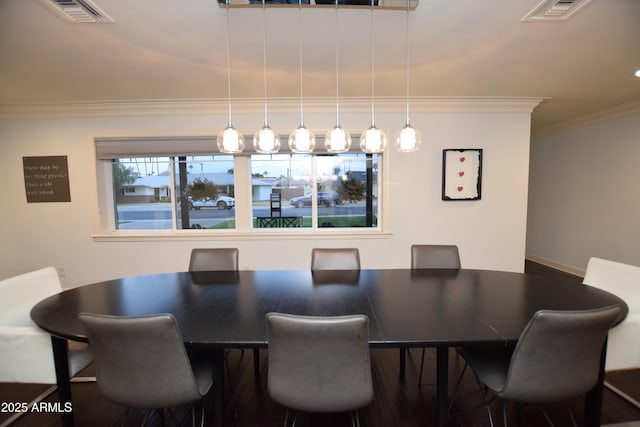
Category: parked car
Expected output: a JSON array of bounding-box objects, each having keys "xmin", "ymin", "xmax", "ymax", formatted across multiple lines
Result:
[
  {"xmin": 188, "ymin": 195, "xmax": 235, "ymax": 210},
  {"xmin": 290, "ymin": 192, "xmax": 341, "ymax": 208}
]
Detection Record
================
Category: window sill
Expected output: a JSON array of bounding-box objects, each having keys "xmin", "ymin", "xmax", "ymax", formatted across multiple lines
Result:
[{"xmin": 92, "ymin": 229, "xmax": 393, "ymax": 242}]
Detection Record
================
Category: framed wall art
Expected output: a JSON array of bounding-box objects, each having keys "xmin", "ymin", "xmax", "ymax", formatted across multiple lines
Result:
[
  {"xmin": 442, "ymin": 149, "xmax": 483, "ymax": 201},
  {"xmin": 23, "ymin": 155, "xmax": 71, "ymax": 203}
]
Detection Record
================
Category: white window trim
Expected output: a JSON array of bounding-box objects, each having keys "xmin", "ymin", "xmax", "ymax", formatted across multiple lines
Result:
[{"xmin": 92, "ymin": 137, "xmax": 390, "ymax": 241}]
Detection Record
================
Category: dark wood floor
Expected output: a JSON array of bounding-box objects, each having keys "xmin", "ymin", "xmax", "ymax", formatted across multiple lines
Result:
[{"xmin": 1, "ymin": 261, "xmax": 638, "ymax": 427}]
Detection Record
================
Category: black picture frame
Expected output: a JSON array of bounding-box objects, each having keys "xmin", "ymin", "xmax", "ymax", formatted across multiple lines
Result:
[{"xmin": 442, "ymin": 149, "xmax": 483, "ymax": 201}]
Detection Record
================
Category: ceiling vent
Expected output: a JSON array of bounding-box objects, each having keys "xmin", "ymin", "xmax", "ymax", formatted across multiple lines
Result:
[
  {"xmin": 40, "ymin": 0, "xmax": 113, "ymax": 23},
  {"xmin": 522, "ymin": 0, "xmax": 594, "ymax": 21}
]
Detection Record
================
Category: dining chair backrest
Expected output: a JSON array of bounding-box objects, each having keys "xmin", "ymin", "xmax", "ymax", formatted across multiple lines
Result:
[
  {"xmin": 78, "ymin": 312, "xmax": 212, "ymax": 410},
  {"xmin": 189, "ymin": 248, "xmax": 239, "ymax": 272},
  {"xmin": 502, "ymin": 306, "xmax": 620, "ymax": 403},
  {"xmin": 583, "ymin": 257, "xmax": 640, "ymax": 314},
  {"xmin": 0, "ymin": 266, "xmax": 61, "ymax": 327},
  {"xmin": 266, "ymin": 312, "xmax": 373, "ymax": 414},
  {"xmin": 311, "ymin": 248, "xmax": 361, "ymax": 271},
  {"xmin": 411, "ymin": 244, "xmax": 461, "ymax": 269},
  {"xmin": 0, "ymin": 266, "xmax": 93, "ymax": 384},
  {"xmin": 582, "ymin": 256, "xmax": 640, "ymax": 370}
]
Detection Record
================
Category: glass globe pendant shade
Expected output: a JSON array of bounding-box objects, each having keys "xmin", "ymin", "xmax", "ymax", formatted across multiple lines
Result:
[
  {"xmin": 253, "ymin": 124, "xmax": 281, "ymax": 154},
  {"xmin": 217, "ymin": 126, "xmax": 245, "ymax": 153},
  {"xmin": 394, "ymin": 124, "xmax": 421, "ymax": 152},
  {"xmin": 360, "ymin": 125, "xmax": 387, "ymax": 153},
  {"xmin": 324, "ymin": 125, "xmax": 352, "ymax": 153},
  {"xmin": 289, "ymin": 125, "xmax": 315, "ymax": 153}
]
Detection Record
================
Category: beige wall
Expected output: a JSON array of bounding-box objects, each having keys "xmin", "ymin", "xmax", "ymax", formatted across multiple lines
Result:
[
  {"xmin": 0, "ymin": 98, "xmax": 536, "ymax": 286},
  {"xmin": 527, "ymin": 111, "xmax": 640, "ymax": 275}
]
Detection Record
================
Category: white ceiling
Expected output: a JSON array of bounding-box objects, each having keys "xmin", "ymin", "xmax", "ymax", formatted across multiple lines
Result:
[{"xmin": 1, "ymin": 0, "xmax": 639, "ymax": 134}]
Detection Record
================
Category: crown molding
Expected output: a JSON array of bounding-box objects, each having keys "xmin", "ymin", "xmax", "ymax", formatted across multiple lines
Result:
[
  {"xmin": 532, "ymin": 98, "xmax": 640, "ymax": 138},
  {"xmin": 0, "ymin": 97, "xmax": 542, "ymax": 119}
]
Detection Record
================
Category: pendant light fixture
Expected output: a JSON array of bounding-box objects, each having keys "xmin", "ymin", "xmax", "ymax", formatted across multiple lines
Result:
[
  {"xmin": 289, "ymin": 0, "xmax": 315, "ymax": 154},
  {"xmin": 360, "ymin": 0, "xmax": 387, "ymax": 153},
  {"xmin": 394, "ymin": 0, "xmax": 421, "ymax": 152},
  {"xmin": 254, "ymin": 0, "xmax": 280, "ymax": 154},
  {"xmin": 217, "ymin": 0, "xmax": 245, "ymax": 154},
  {"xmin": 324, "ymin": 0, "xmax": 351, "ymax": 154}
]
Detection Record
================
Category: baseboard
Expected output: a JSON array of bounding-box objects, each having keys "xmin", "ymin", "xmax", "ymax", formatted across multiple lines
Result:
[{"xmin": 525, "ymin": 254, "xmax": 585, "ymax": 278}]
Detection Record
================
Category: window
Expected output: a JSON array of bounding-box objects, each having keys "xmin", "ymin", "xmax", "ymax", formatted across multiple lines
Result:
[
  {"xmin": 95, "ymin": 136, "xmax": 383, "ymax": 236},
  {"xmin": 111, "ymin": 156, "xmax": 235, "ymax": 230},
  {"xmin": 250, "ymin": 153, "xmax": 379, "ymax": 229}
]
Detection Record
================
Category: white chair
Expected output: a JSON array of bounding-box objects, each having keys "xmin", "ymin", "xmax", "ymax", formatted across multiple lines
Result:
[
  {"xmin": 583, "ymin": 257, "xmax": 640, "ymax": 409},
  {"xmin": 0, "ymin": 267, "xmax": 93, "ymax": 423}
]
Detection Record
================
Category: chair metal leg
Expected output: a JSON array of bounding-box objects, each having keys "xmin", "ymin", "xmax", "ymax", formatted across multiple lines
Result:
[
  {"xmin": 188, "ymin": 402, "xmax": 206, "ymax": 427},
  {"xmin": 567, "ymin": 405, "xmax": 577, "ymax": 427},
  {"xmin": 539, "ymin": 407, "xmax": 555, "ymax": 427},
  {"xmin": 0, "ymin": 385, "xmax": 57, "ymax": 427},
  {"xmin": 604, "ymin": 380, "xmax": 640, "ymax": 409},
  {"xmin": 447, "ymin": 361, "xmax": 468, "ymax": 415},
  {"xmin": 351, "ymin": 410, "xmax": 361, "ymax": 427},
  {"xmin": 283, "ymin": 409, "xmax": 297, "ymax": 427},
  {"xmin": 486, "ymin": 402, "xmax": 495, "ymax": 427},
  {"xmin": 501, "ymin": 401, "xmax": 507, "ymax": 427},
  {"xmin": 418, "ymin": 347, "xmax": 426, "ymax": 386}
]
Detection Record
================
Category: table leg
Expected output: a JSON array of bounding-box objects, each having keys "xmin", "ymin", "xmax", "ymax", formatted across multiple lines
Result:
[
  {"xmin": 213, "ymin": 348, "xmax": 225, "ymax": 427},
  {"xmin": 436, "ymin": 347, "xmax": 449, "ymax": 427},
  {"xmin": 399, "ymin": 348, "xmax": 406, "ymax": 379},
  {"xmin": 51, "ymin": 336, "xmax": 74, "ymax": 427},
  {"xmin": 584, "ymin": 340, "xmax": 607, "ymax": 427},
  {"xmin": 253, "ymin": 348, "xmax": 260, "ymax": 378}
]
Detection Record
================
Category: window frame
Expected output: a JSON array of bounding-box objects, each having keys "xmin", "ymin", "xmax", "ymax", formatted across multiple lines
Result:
[{"xmin": 92, "ymin": 136, "xmax": 390, "ymax": 240}]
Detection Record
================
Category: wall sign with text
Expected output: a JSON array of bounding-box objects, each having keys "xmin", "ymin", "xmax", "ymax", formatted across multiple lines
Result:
[
  {"xmin": 442, "ymin": 149, "xmax": 483, "ymax": 201},
  {"xmin": 23, "ymin": 156, "xmax": 71, "ymax": 203}
]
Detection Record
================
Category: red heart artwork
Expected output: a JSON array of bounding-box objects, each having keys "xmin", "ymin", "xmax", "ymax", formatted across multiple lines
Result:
[
  {"xmin": 457, "ymin": 186, "xmax": 464, "ymax": 192},
  {"xmin": 458, "ymin": 171, "xmax": 465, "ymax": 177},
  {"xmin": 459, "ymin": 157, "xmax": 466, "ymax": 162}
]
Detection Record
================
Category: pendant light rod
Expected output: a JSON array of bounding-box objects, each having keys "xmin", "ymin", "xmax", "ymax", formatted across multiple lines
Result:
[
  {"xmin": 289, "ymin": 0, "xmax": 316, "ymax": 154},
  {"xmin": 262, "ymin": 0, "xmax": 269, "ymax": 127},
  {"xmin": 370, "ymin": 0, "xmax": 375, "ymax": 126},
  {"xmin": 217, "ymin": 0, "xmax": 244, "ymax": 154},
  {"xmin": 298, "ymin": 0, "xmax": 304, "ymax": 126},
  {"xmin": 225, "ymin": 0, "xmax": 233, "ymax": 127},
  {"xmin": 334, "ymin": 0, "xmax": 340, "ymax": 126},
  {"xmin": 404, "ymin": 0, "xmax": 411, "ymax": 126}
]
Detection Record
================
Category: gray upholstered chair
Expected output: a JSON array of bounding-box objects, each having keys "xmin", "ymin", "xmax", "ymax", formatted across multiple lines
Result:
[
  {"xmin": 311, "ymin": 248, "xmax": 361, "ymax": 271},
  {"xmin": 266, "ymin": 313, "xmax": 373, "ymax": 427},
  {"xmin": 411, "ymin": 244, "xmax": 461, "ymax": 269},
  {"xmin": 188, "ymin": 247, "xmax": 257, "ymax": 378},
  {"xmin": 454, "ymin": 306, "xmax": 621, "ymax": 427},
  {"xmin": 189, "ymin": 248, "xmax": 239, "ymax": 272},
  {"xmin": 78, "ymin": 313, "xmax": 214, "ymax": 427},
  {"xmin": 411, "ymin": 244, "xmax": 461, "ymax": 384}
]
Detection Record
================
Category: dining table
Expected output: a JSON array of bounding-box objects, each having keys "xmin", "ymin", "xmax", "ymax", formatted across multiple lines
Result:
[{"xmin": 31, "ymin": 268, "xmax": 627, "ymax": 427}]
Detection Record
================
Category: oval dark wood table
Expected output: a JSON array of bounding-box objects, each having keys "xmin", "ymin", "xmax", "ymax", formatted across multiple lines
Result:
[{"xmin": 31, "ymin": 268, "xmax": 627, "ymax": 427}]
